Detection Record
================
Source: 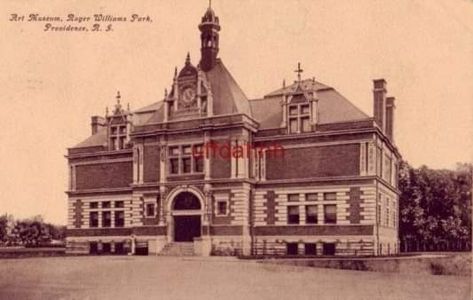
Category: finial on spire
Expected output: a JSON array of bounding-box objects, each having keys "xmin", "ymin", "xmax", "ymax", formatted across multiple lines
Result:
[
  {"xmin": 283, "ymin": 79, "xmax": 286, "ymax": 89},
  {"xmin": 116, "ymin": 90, "xmax": 121, "ymax": 103},
  {"xmin": 185, "ymin": 52, "xmax": 191, "ymax": 65},
  {"xmin": 209, "ymin": 0, "xmax": 212, "ymax": 8},
  {"xmin": 105, "ymin": 106, "xmax": 109, "ymax": 117},
  {"xmin": 294, "ymin": 62, "xmax": 303, "ymax": 82},
  {"xmin": 127, "ymin": 103, "xmax": 130, "ymax": 112},
  {"xmin": 174, "ymin": 67, "xmax": 178, "ymax": 77},
  {"xmin": 164, "ymin": 88, "xmax": 168, "ymax": 98}
]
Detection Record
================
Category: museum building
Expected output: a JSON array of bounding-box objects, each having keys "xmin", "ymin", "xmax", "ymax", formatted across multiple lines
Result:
[{"xmin": 66, "ymin": 5, "xmax": 401, "ymax": 256}]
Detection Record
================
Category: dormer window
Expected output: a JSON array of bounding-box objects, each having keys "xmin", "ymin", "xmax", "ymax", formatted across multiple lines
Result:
[
  {"xmin": 288, "ymin": 103, "xmax": 311, "ymax": 133},
  {"xmin": 110, "ymin": 125, "xmax": 127, "ymax": 150}
]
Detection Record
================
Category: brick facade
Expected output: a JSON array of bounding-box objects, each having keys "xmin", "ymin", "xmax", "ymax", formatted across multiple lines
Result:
[{"xmin": 65, "ymin": 5, "xmax": 400, "ymax": 257}]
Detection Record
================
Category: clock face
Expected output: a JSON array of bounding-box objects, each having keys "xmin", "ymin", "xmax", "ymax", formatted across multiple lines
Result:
[{"xmin": 181, "ymin": 87, "xmax": 196, "ymax": 106}]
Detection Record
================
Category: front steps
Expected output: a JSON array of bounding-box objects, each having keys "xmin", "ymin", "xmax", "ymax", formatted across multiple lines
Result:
[{"xmin": 159, "ymin": 242, "xmax": 195, "ymax": 256}]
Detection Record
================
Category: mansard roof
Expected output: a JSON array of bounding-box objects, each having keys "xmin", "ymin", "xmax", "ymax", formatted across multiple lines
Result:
[{"xmin": 249, "ymin": 79, "xmax": 370, "ymax": 129}]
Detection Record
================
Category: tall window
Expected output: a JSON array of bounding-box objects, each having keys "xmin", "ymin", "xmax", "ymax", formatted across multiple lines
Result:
[
  {"xmin": 287, "ymin": 206, "xmax": 300, "ymax": 224},
  {"xmin": 110, "ymin": 125, "xmax": 127, "ymax": 150},
  {"xmin": 90, "ymin": 212, "xmax": 98, "ymax": 228},
  {"xmin": 288, "ymin": 103, "xmax": 311, "ymax": 133},
  {"xmin": 306, "ymin": 205, "xmax": 318, "ymax": 224},
  {"xmin": 146, "ymin": 203, "xmax": 155, "ymax": 217},
  {"xmin": 168, "ymin": 144, "xmax": 204, "ymax": 175},
  {"xmin": 115, "ymin": 211, "xmax": 125, "ymax": 227},
  {"xmin": 324, "ymin": 205, "xmax": 337, "ymax": 224},
  {"xmin": 102, "ymin": 211, "xmax": 111, "ymax": 227}
]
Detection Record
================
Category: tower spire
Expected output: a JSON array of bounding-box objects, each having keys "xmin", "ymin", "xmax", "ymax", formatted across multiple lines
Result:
[{"xmin": 199, "ymin": 3, "xmax": 221, "ymax": 72}]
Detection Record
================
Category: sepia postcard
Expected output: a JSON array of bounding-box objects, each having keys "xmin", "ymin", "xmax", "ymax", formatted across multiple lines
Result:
[{"xmin": 0, "ymin": 1, "xmax": 472, "ymax": 299}]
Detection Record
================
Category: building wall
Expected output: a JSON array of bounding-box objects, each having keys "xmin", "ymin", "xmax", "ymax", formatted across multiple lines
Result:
[{"xmin": 266, "ymin": 144, "xmax": 360, "ymax": 180}]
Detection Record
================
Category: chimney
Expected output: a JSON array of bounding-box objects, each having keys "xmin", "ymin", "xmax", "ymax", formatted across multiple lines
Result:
[
  {"xmin": 373, "ymin": 79, "xmax": 387, "ymax": 132},
  {"xmin": 385, "ymin": 97, "xmax": 396, "ymax": 141},
  {"xmin": 91, "ymin": 116, "xmax": 106, "ymax": 135}
]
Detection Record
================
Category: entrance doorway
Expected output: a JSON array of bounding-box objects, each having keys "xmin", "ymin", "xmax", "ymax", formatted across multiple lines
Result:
[
  {"xmin": 174, "ymin": 216, "xmax": 201, "ymax": 242},
  {"xmin": 172, "ymin": 192, "xmax": 202, "ymax": 242}
]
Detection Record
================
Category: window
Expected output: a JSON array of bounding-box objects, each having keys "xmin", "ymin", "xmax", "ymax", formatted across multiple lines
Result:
[
  {"xmin": 170, "ymin": 158, "xmax": 179, "ymax": 174},
  {"xmin": 89, "ymin": 242, "xmax": 98, "ymax": 254},
  {"xmin": 305, "ymin": 193, "xmax": 318, "ymax": 201},
  {"xmin": 323, "ymin": 192, "xmax": 337, "ymax": 201},
  {"xmin": 102, "ymin": 243, "xmax": 111, "ymax": 254},
  {"xmin": 146, "ymin": 203, "xmax": 155, "ymax": 217},
  {"xmin": 168, "ymin": 144, "xmax": 204, "ymax": 175},
  {"xmin": 182, "ymin": 157, "xmax": 192, "ymax": 173},
  {"xmin": 386, "ymin": 207, "xmax": 390, "ymax": 227},
  {"xmin": 115, "ymin": 211, "xmax": 125, "ymax": 227},
  {"xmin": 324, "ymin": 205, "xmax": 337, "ymax": 224},
  {"xmin": 90, "ymin": 202, "xmax": 98, "ymax": 209},
  {"xmin": 288, "ymin": 103, "xmax": 311, "ymax": 134},
  {"xmin": 102, "ymin": 211, "xmax": 111, "ymax": 227},
  {"xmin": 288, "ymin": 194, "xmax": 299, "ymax": 202},
  {"xmin": 286, "ymin": 243, "xmax": 298, "ymax": 255},
  {"xmin": 306, "ymin": 205, "xmax": 318, "ymax": 224},
  {"xmin": 115, "ymin": 201, "xmax": 124, "ymax": 208},
  {"xmin": 217, "ymin": 201, "xmax": 228, "ymax": 216},
  {"xmin": 301, "ymin": 117, "xmax": 311, "ymax": 132},
  {"xmin": 322, "ymin": 243, "xmax": 336, "ymax": 255},
  {"xmin": 287, "ymin": 206, "xmax": 300, "ymax": 224},
  {"xmin": 305, "ymin": 243, "xmax": 317, "ymax": 255},
  {"xmin": 109, "ymin": 125, "xmax": 127, "ymax": 150},
  {"xmin": 102, "ymin": 201, "xmax": 111, "ymax": 209},
  {"xmin": 90, "ymin": 212, "xmax": 98, "ymax": 228}
]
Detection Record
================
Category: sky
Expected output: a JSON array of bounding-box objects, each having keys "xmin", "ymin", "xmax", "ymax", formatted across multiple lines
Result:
[{"xmin": 0, "ymin": 0, "xmax": 472, "ymax": 224}]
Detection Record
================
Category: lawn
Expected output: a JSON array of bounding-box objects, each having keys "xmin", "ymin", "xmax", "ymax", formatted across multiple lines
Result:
[{"xmin": 0, "ymin": 256, "xmax": 470, "ymax": 300}]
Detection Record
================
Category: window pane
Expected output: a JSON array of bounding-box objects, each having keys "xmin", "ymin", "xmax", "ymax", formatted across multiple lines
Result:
[
  {"xmin": 323, "ymin": 192, "xmax": 337, "ymax": 201},
  {"xmin": 287, "ymin": 206, "xmax": 300, "ymax": 224},
  {"xmin": 182, "ymin": 145, "xmax": 192, "ymax": 155},
  {"xmin": 169, "ymin": 146, "xmax": 180, "ymax": 156},
  {"xmin": 217, "ymin": 201, "xmax": 227, "ymax": 215},
  {"xmin": 301, "ymin": 117, "xmax": 311, "ymax": 132},
  {"xmin": 182, "ymin": 158, "xmax": 192, "ymax": 173},
  {"xmin": 118, "ymin": 137, "xmax": 125, "ymax": 149},
  {"xmin": 110, "ymin": 138, "xmax": 116, "ymax": 150},
  {"xmin": 306, "ymin": 205, "xmax": 318, "ymax": 224},
  {"xmin": 289, "ymin": 118, "xmax": 298, "ymax": 133},
  {"xmin": 102, "ymin": 211, "xmax": 111, "ymax": 227},
  {"xmin": 90, "ymin": 202, "xmax": 98, "ymax": 209},
  {"xmin": 170, "ymin": 158, "xmax": 179, "ymax": 174},
  {"xmin": 119, "ymin": 126, "xmax": 126, "ymax": 134},
  {"xmin": 306, "ymin": 193, "xmax": 318, "ymax": 201},
  {"xmin": 90, "ymin": 212, "xmax": 98, "ymax": 227},
  {"xmin": 324, "ymin": 205, "xmax": 337, "ymax": 224},
  {"xmin": 301, "ymin": 104, "xmax": 310, "ymax": 114},
  {"xmin": 115, "ymin": 201, "xmax": 124, "ymax": 208},
  {"xmin": 102, "ymin": 201, "xmax": 111, "ymax": 208},
  {"xmin": 146, "ymin": 203, "xmax": 155, "ymax": 217},
  {"xmin": 288, "ymin": 194, "xmax": 299, "ymax": 202},
  {"xmin": 115, "ymin": 211, "xmax": 125, "ymax": 227},
  {"xmin": 194, "ymin": 157, "xmax": 204, "ymax": 173},
  {"xmin": 289, "ymin": 106, "xmax": 298, "ymax": 115},
  {"xmin": 111, "ymin": 127, "xmax": 118, "ymax": 135}
]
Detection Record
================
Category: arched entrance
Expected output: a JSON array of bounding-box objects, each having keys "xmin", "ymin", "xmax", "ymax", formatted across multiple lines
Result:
[{"xmin": 172, "ymin": 192, "xmax": 202, "ymax": 242}]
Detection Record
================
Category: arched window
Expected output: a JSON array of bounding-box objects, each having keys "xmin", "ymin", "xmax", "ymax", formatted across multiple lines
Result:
[{"xmin": 173, "ymin": 192, "xmax": 201, "ymax": 210}]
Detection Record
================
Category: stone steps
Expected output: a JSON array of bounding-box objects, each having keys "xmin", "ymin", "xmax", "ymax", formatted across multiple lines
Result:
[{"xmin": 159, "ymin": 242, "xmax": 195, "ymax": 256}]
